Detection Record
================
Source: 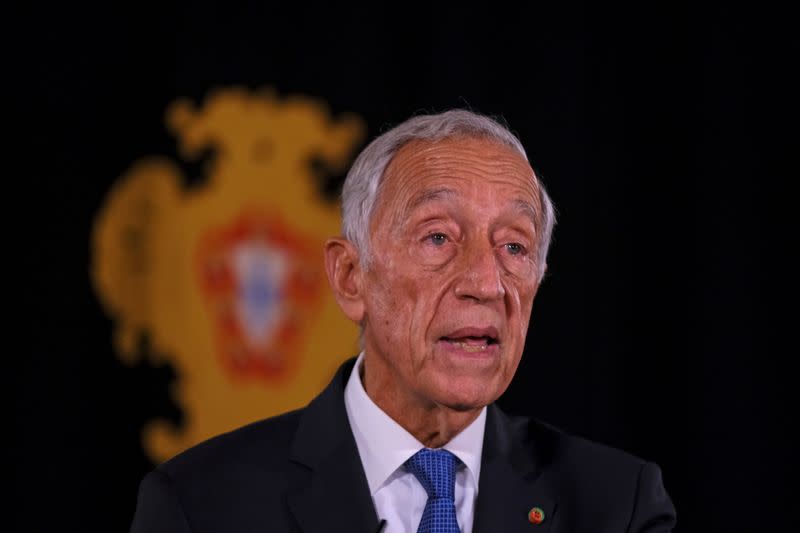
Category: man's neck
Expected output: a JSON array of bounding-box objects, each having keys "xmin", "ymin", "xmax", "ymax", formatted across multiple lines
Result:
[{"xmin": 360, "ymin": 357, "xmax": 483, "ymax": 448}]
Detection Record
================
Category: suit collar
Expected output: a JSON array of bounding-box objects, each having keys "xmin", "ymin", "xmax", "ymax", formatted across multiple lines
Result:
[
  {"xmin": 287, "ymin": 358, "xmax": 380, "ymax": 532},
  {"xmin": 344, "ymin": 352, "xmax": 487, "ymax": 497},
  {"xmin": 286, "ymin": 358, "xmax": 559, "ymax": 533},
  {"xmin": 473, "ymin": 404, "xmax": 558, "ymax": 532}
]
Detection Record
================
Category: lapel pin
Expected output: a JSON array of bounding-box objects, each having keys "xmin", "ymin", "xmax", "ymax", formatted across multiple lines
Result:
[{"xmin": 528, "ymin": 506, "xmax": 545, "ymax": 525}]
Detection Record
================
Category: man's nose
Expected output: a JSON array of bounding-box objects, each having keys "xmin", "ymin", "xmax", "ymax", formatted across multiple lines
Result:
[{"xmin": 453, "ymin": 240, "xmax": 505, "ymax": 302}]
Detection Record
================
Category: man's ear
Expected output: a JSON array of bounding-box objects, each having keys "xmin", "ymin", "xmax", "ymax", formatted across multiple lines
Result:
[{"xmin": 323, "ymin": 238, "xmax": 365, "ymax": 323}]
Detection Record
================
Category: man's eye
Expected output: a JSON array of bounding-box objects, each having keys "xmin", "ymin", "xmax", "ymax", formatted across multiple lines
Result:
[
  {"xmin": 505, "ymin": 243, "xmax": 525, "ymax": 255},
  {"xmin": 427, "ymin": 233, "xmax": 448, "ymax": 246}
]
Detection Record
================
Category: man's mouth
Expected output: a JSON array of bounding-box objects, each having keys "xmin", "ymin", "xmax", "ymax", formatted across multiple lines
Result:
[
  {"xmin": 440, "ymin": 327, "xmax": 500, "ymax": 353},
  {"xmin": 441, "ymin": 336, "xmax": 498, "ymax": 352}
]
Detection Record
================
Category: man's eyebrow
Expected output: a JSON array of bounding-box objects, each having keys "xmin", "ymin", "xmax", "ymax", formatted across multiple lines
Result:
[
  {"xmin": 405, "ymin": 188, "xmax": 459, "ymax": 213},
  {"xmin": 403, "ymin": 189, "xmax": 538, "ymax": 225},
  {"xmin": 513, "ymin": 199, "xmax": 538, "ymax": 225}
]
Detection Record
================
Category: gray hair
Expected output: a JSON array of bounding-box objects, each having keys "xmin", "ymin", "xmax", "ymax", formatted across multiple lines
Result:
[{"xmin": 341, "ymin": 109, "xmax": 556, "ymax": 280}]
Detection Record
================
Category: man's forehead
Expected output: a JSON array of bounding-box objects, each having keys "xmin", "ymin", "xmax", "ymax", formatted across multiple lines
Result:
[
  {"xmin": 388, "ymin": 136, "xmax": 528, "ymax": 172},
  {"xmin": 407, "ymin": 187, "xmax": 459, "ymax": 212},
  {"xmin": 404, "ymin": 186, "xmax": 539, "ymax": 225},
  {"xmin": 388, "ymin": 141, "xmax": 533, "ymax": 188},
  {"xmin": 375, "ymin": 136, "xmax": 540, "ymax": 221}
]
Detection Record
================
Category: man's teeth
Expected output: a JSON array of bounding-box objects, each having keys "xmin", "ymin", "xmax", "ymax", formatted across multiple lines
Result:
[
  {"xmin": 447, "ymin": 338, "xmax": 492, "ymax": 352},
  {"xmin": 454, "ymin": 342, "xmax": 488, "ymax": 352}
]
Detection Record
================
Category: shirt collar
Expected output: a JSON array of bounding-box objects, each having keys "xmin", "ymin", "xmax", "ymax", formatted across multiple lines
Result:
[{"xmin": 344, "ymin": 352, "xmax": 486, "ymax": 496}]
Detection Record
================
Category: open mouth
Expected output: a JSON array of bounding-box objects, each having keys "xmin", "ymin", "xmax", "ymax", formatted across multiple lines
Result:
[
  {"xmin": 440, "ymin": 327, "xmax": 500, "ymax": 353},
  {"xmin": 441, "ymin": 336, "xmax": 498, "ymax": 352}
]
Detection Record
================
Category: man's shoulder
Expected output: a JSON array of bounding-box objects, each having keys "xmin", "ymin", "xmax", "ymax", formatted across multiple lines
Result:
[
  {"xmin": 491, "ymin": 411, "xmax": 676, "ymax": 530},
  {"xmin": 156, "ymin": 407, "xmax": 305, "ymax": 483},
  {"xmin": 504, "ymin": 410, "xmax": 653, "ymax": 481},
  {"xmin": 131, "ymin": 407, "xmax": 320, "ymax": 531},
  {"xmin": 151, "ymin": 358, "xmax": 355, "ymax": 488}
]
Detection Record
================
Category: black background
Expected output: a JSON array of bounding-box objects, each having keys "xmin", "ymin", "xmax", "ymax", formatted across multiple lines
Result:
[{"xmin": 18, "ymin": 2, "xmax": 796, "ymax": 531}]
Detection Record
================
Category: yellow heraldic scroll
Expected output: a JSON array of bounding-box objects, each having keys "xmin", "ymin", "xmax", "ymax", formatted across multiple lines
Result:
[{"xmin": 91, "ymin": 88, "xmax": 365, "ymax": 463}]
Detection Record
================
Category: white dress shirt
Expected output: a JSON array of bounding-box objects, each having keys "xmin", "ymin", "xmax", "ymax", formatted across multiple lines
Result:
[{"xmin": 344, "ymin": 353, "xmax": 487, "ymax": 533}]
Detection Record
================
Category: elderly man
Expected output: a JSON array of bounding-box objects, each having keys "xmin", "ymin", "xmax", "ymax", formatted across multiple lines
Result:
[{"xmin": 131, "ymin": 110, "xmax": 676, "ymax": 532}]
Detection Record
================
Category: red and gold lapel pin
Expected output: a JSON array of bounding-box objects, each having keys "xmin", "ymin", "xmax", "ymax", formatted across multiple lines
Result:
[{"xmin": 528, "ymin": 506, "xmax": 545, "ymax": 525}]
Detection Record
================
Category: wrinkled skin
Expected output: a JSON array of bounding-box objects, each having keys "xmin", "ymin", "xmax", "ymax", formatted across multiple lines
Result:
[{"xmin": 325, "ymin": 136, "xmax": 544, "ymax": 446}]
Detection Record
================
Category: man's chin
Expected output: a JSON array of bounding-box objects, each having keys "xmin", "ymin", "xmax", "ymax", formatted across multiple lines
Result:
[
  {"xmin": 441, "ymin": 400, "xmax": 488, "ymax": 412},
  {"xmin": 430, "ymin": 378, "xmax": 502, "ymax": 412}
]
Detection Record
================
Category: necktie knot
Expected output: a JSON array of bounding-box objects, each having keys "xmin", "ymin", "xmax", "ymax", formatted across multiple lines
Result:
[
  {"xmin": 404, "ymin": 448, "xmax": 460, "ymax": 500},
  {"xmin": 404, "ymin": 449, "xmax": 461, "ymax": 532}
]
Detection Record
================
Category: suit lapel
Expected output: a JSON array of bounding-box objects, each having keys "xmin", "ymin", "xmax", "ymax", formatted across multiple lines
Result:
[
  {"xmin": 286, "ymin": 359, "xmax": 380, "ymax": 533},
  {"xmin": 473, "ymin": 405, "xmax": 558, "ymax": 533},
  {"xmin": 284, "ymin": 360, "xmax": 559, "ymax": 532}
]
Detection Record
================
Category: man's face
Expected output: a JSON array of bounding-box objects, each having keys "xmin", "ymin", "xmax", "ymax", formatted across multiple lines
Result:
[{"xmin": 360, "ymin": 136, "xmax": 543, "ymax": 412}]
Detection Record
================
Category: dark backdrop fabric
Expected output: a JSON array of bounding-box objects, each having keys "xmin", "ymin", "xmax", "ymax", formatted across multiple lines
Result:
[{"xmin": 17, "ymin": 2, "xmax": 796, "ymax": 532}]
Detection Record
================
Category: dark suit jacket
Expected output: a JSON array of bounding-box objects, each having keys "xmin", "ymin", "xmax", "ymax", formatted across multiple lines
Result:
[{"xmin": 130, "ymin": 358, "xmax": 676, "ymax": 532}]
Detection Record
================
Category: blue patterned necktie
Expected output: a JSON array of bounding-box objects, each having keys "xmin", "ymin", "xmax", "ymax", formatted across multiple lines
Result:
[{"xmin": 404, "ymin": 448, "xmax": 462, "ymax": 533}]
